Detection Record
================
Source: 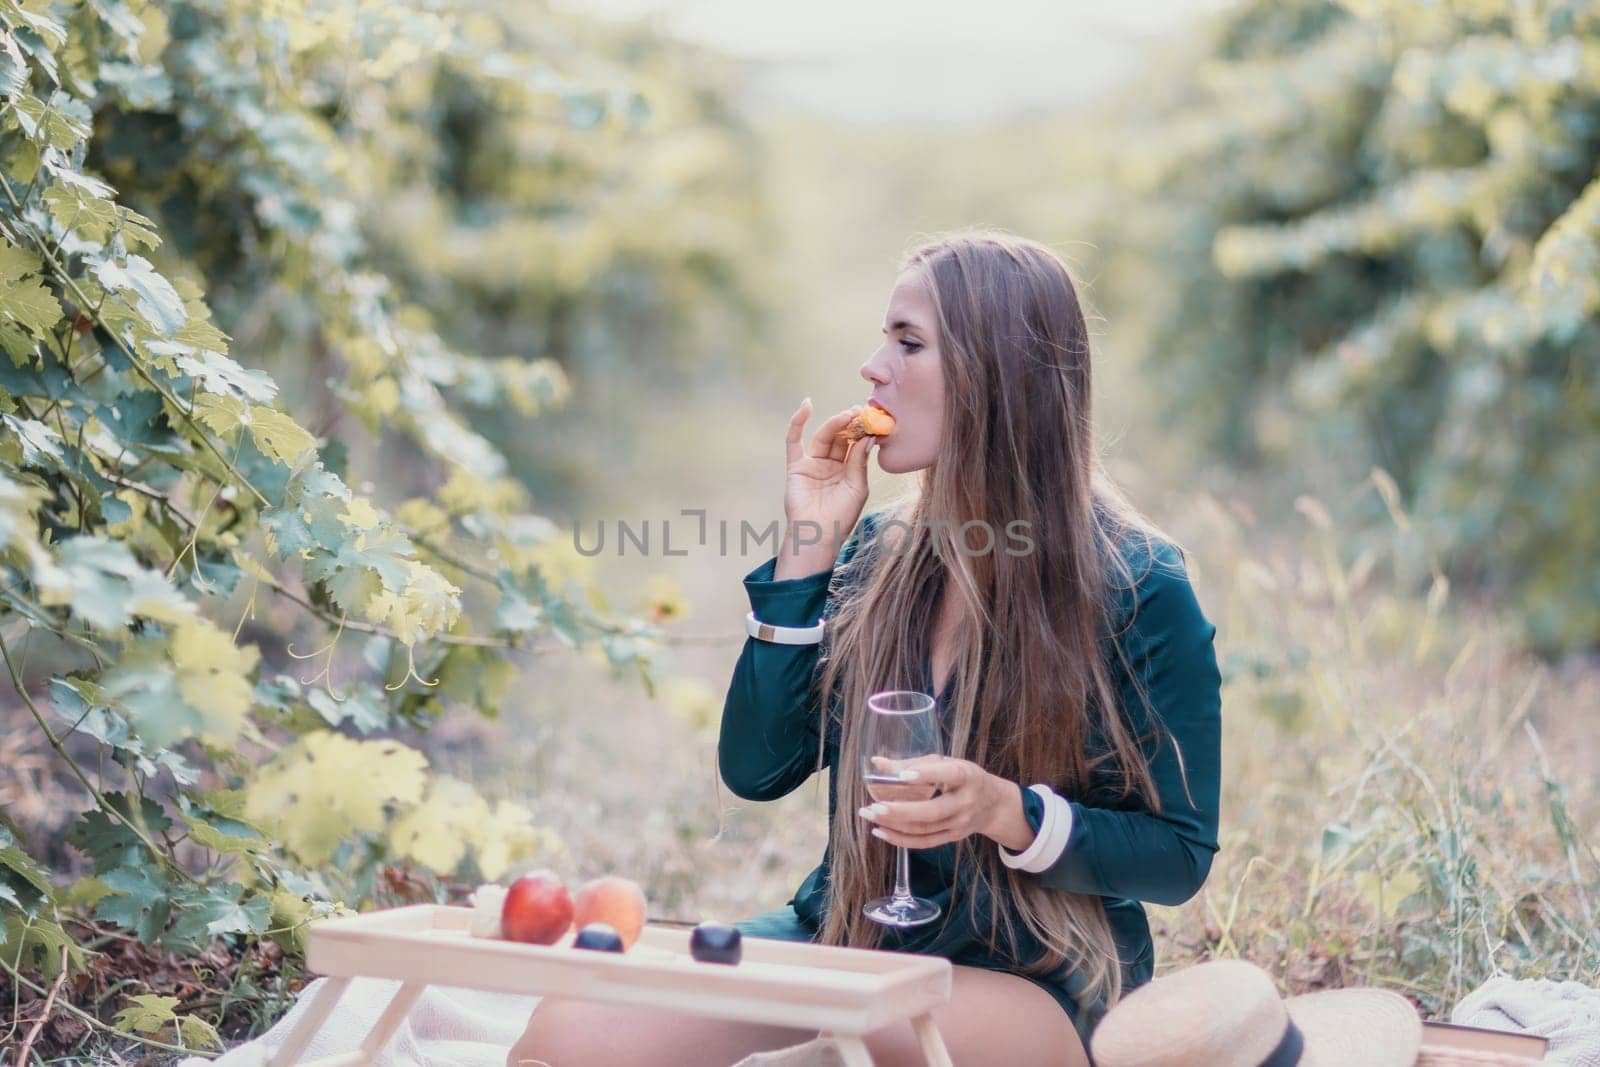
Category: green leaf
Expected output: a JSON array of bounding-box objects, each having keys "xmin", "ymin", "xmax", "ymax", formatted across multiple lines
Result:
[
  {"xmin": 113, "ymin": 992, "xmax": 180, "ymax": 1036},
  {"xmin": 495, "ymin": 587, "xmax": 542, "ymax": 633},
  {"xmin": 324, "ymin": 563, "xmax": 381, "ymax": 614},
  {"xmin": 307, "ymin": 683, "xmax": 390, "ymax": 734},
  {"xmin": 177, "ymin": 792, "xmax": 269, "ymax": 856},
  {"xmin": 151, "ymin": 343, "xmax": 276, "ymax": 402},
  {"xmin": 244, "ymin": 732, "xmax": 428, "ymax": 866},
  {"xmin": 42, "ymin": 183, "xmax": 119, "ymax": 243},
  {"xmin": 0, "ymin": 241, "xmax": 42, "ymax": 281},
  {"xmin": 4, "ymin": 1, "xmax": 68, "ymax": 47},
  {"xmin": 34, "ymin": 535, "xmax": 193, "ymax": 629},
  {"xmin": 97, "ymin": 390, "xmax": 179, "ymax": 451},
  {"xmin": 1, "ymin": 413, "xmax": 62, "ymax": 462},
  {"xmin": 42, "ymin": 151, "xmax": 113, "ymax": 197},
  {"xmin": 4, "ymin": 137, "xmax": 39, "ymax": 183},
  {"xmin": 98, "ymin": 60, "xmax": 175, "ymax": 110},
  {"xmin": 266, "ymin": 886, "xmax": 314, "ymax": 954},
  {"xmin": 434, "ymin": 645, "xmax": 515, "ymax": 716},
  {"xmin": 245, "ymin": 404, "xmax": 317, "ymax": 465},
  {"xmin": 191, "ymin": 391, "xmax": 243, "ymax": 435},
  {"xmin": 96, "ymin": 618, "xmax": 258, "ymax": 749},
  {"xmin": 95, "ymin": 862, "xmax": 171, "ymax": 943},
  {"xmin": 166, "ymin": 882, "xmax": 270, "ymax": 950},
  {"xmin": 0, "ymin": 274, "xmax": 61, "ymax": 337},
  {"xmin": 11, "ymin": 92, "xmax": 90, "ymax": 148},
  {"xmin": 50, "ymin": 676, "xmax": 136, "ymax": 751},
  {"xmin": 67, "ymin": 793, "xmax": 172, "ymax": 872},
  {"xmin": 61, "ymin": 874, "xmax": 113, "ymax": 911},
  {"xmin": 0, "ymin": 28, "xmax": 28, "ymax": 99},
  {"xmin": 0, "ymin": 911, "xmax": 83, "ymax": 978},
  {"xmin": 178, "ymin": 1013, "xmax": 224, "ymax": 1050},
  {"xmin": 0, "ymin": 322, "xmax": 35, "ymax": 365},
  {"xmin": 388, "ymin": 775, "xmax": 488, "ymax": 874},
  {"xmin": 0, "ymin": 825, "xmax": 52, "ymax": 910},
  {"xmin": 115, "ymin": 204, "xmax": 163, "ymax": 252},
  {"xmin": 95, "ymin": 254, "xmax": 186, "ymax": 337},
  {"xmin": 97, "ymin": 661, "xmax": 192, "ymax": 749}
]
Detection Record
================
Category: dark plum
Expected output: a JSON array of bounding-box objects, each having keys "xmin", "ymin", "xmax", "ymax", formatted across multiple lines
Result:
[
  {"xmin": 573, "ymin": 922, "xmax": 625, "ymax": 952},
  {"xmin": 689, "ymin": 922, "xmax": 742, "ymax": 965}
]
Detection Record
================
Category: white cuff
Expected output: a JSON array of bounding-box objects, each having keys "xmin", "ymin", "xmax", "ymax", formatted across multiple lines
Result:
[
  {"xmin": 997, "ymin": 784, "xmax": 1075, "ymax": 873},
  {"xmin": 745, "ymin": 610, "xmax": 826, "ymax": 645}
]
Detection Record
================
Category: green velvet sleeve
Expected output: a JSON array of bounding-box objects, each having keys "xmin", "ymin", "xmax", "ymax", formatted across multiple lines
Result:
[
  {"xmin": 717, "ymin": 512, "xmax": 879, "ymax": 801},
  {"xmin": 1032, "ymin": 540, "xmax": 1223, "ymax": 906}
]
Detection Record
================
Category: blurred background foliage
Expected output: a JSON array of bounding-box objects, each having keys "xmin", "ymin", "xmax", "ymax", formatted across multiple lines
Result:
[
  {"xmin": 1, "ymin": 0, "xmax": 1596, "ymax": 1059},
  {"xmin": 83, "ymin": 0, "xmax": 773, "ymax": 508},
  {"xmin": 1084, "ymin": 0, "xmax": 1600, "ymax": 652}
]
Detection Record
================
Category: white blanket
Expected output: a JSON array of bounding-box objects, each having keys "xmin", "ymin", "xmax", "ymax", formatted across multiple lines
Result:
[
  {"xmin": 178, "ymin": 978, "xmax": 846, "ymax": 1067},
  {"xmin": 1452, "ymin": 976, "xmax": 1600, "ymax": 1067}
]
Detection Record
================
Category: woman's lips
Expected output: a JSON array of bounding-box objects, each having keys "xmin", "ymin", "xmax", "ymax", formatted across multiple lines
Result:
[{"xmin": 867, "ymin": 398, "xmax": 893, "ymax": 417}]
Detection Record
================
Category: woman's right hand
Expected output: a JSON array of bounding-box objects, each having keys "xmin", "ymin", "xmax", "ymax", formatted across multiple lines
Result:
[{"xmin": 775, "ymin": 398, "xmax": 876, "ymax": 579}]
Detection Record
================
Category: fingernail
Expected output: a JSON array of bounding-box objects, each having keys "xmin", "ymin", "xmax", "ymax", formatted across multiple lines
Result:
[
  {"xmin": 870, "ymin": 828, "xmax": 887, "ymax": 840},
  {"xmin": 869, "ymin": 803, "xmax": 889, "ymax": 815},
  {"xmin": 803, "ymin": 395, "xmax": 811, "ymax": 407},
  {"xmin": 899, "ymin": 770, "xmax": 920, "ymax": 781},
  {"xmin": 857, "ymin": 806, "xmax": 876, "ymax": 821}
]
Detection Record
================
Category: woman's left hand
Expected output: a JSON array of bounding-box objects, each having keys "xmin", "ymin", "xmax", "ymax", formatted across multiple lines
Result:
[{"xmin": 857, "ymin": 755, "xmax": 1005, "ymax": 849}]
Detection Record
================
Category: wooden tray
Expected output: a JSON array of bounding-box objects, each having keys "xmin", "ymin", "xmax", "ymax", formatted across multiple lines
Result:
[{"xmin": 269, "ymin": 904, "xmax": 954, "ymax": 1067}]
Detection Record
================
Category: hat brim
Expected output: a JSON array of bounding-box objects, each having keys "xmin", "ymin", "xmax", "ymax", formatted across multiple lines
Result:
[{"xmin": 1288, "ymin": 988, "xmax": 1421, "ymax": 1067}]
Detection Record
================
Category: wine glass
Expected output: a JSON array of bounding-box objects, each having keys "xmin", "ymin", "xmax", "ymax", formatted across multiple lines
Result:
[{"xmin": 860, "ymin": 689, "xmax": 943, "ymax": 927}]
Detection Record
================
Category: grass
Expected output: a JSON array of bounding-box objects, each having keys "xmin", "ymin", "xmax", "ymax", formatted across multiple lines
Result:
[{"xmin": 1145, "ymin": 476, "xmax": 1599, "ymax": 1015}]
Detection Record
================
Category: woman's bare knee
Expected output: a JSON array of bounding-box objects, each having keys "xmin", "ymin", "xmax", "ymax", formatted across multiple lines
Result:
[
  {"xmin": 508, "ymin": 996, "xmax": 819, "ymax": 1067},
  {"xmin": 862, "ymin": 964, "xmax": 1087, "ymax": 1067}
]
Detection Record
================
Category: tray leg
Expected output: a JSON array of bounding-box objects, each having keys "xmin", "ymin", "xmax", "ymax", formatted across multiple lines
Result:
[
  {"xmin": 358, "ymin": 980, "xmax": 426, "ymax": 1058},
  {"xmin": 911, "ymin": 1012, "xmax": 953, "ymax": 1067},
  {"xmin": 827, "ymin": 1033, "xmax": 875, "ymax": 1067},
  {"xmin": 269, "ymin": 976, "xmax": 351, "ymax": 1066}
]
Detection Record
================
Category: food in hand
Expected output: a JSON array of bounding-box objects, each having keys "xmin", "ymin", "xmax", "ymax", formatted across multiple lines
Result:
[
  {"xmin": 572, "ymin": 922, "xmax": 626, "ymax": 952},
  {"xmin": 501, "ymin": 871, "xmax": 574, "ymax": 945},
  {"xmin": 572, "ymin": 875, "xmax": 648, "ymax": 950},
  {"xmin": 838, "ymin": 402, "xmax": 895, "ymax": 441},
  {"xmin": 689, "ymin": 921, "xmax": 742, "ymax": 965},
  {"xmin": 468, "ymin": 883, "xmax": 508, "ymax": 939}
]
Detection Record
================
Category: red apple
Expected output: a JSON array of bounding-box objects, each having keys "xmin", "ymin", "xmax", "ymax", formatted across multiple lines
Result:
[
  {"xmin": 571, "ymin": 876, "xmax": 647, "ymax": 950},
  {"xmin": 501, "ymin": 870, "xmax": 574, "ymax": 945}
]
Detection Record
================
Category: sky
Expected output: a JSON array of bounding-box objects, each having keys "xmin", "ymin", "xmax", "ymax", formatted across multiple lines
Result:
[{"xmin": 553, "ymin": 0, "xmax": 1239, "ymax": 124}]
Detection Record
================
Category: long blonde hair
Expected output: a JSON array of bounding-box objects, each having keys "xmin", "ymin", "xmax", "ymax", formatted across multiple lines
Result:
[{"xmin": 814, "ymin": 228, "xmax": 1180, "ymax": 1012}]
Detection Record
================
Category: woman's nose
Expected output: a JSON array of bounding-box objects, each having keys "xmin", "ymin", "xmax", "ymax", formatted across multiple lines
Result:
[{"xmin": 860, "ymin": 351, "xmax": 890, "ymax": 386}]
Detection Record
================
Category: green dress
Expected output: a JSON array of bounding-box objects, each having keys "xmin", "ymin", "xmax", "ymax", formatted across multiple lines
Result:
[{"xmin": 720, "ymin": 509, "xmax": 1222, "ymax": 1049}]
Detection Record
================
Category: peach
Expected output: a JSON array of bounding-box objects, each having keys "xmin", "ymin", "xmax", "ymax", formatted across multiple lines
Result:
[
  {"xmin": 839, "ymin": 403, "xmax": 895, "ymax": 441},
  {"xmin": 571, "ymin": 875, "xmax": 647, "ymax": 950}
]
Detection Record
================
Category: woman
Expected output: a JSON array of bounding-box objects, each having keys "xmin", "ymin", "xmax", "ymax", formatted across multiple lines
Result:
[{"xmin": 509, "ymin": 230, "xmax": 1222, "ymax": 1066}]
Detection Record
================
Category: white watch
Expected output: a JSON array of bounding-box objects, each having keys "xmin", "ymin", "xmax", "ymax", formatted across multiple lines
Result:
[{"xmin": 745, "ymin": 610, "xmax": 826, "ymax": 645}]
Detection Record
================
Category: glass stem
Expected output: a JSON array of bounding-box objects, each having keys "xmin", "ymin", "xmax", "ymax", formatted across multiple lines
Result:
[{"xmin": 892, "ymin": 845, "xmax": 913, "ymax": 903}]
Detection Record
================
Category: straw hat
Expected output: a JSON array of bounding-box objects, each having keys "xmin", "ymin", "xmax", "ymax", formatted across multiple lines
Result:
[{"xmin": 1090, "ymin": 959, "xmax": 1422, "ymax": 1067}]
